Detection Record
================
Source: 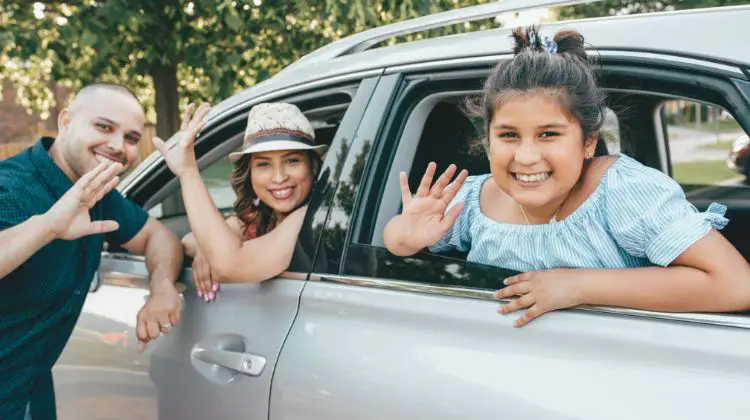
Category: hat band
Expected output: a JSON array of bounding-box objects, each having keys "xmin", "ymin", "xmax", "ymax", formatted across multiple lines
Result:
[{"xmin": 246, "ymin": 133, "xmax": 315, "ymax": 148}]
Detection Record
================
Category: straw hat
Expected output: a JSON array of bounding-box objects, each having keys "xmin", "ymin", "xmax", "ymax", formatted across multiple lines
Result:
[{"xmin": 228, "ymin": 102, "xmax": 327, "ymax": 161}]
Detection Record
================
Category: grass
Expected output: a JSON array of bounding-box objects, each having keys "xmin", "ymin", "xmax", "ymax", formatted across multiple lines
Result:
[
  {"xmin": 698, "ymin": 138, "xmax": 736, "ymax": 150},
  {"xmin": 672, "ymin": 160, "xmax": 740, "ymax": 185},
  {"xmin": 694, "ymin": 119, "xmax": 743, "ymax": 133}
]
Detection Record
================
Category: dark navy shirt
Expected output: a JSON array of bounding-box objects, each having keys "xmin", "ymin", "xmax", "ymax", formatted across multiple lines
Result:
[{"xmin": 0, "ymin": 137, "xmax": 148, "ymax": 419}]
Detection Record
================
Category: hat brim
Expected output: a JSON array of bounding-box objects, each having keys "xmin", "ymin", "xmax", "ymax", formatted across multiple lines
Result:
[{"xmin": 228, "ymin": 141, "xmax": 328, "ymax": 162}]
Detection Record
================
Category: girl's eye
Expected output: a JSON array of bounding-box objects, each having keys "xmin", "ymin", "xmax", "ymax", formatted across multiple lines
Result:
[
  {"xmin": 539, "ymin": 131, "xmax": 561, "ymax": 138},
  {"xmin": 254, "ymin": 162, "xmax": 270, "ymax": 168},
  {"xmin": 286, "ymin": 158, "xmax": 301, "ymax": 164},
  {"xmin": 496, "ymin": 132, "xmax": 518, "ymax": 139}
]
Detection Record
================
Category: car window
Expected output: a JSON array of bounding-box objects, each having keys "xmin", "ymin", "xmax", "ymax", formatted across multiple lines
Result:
[
  {"xmin": 144, "ymin": 90, "xmax": 358, "ymax": 240},
  {"xmin": 661, "ymin": 100, "xmax": 750, "ymax": 199}
]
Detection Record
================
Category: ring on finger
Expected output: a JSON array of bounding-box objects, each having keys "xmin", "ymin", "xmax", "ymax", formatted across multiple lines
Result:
[{"xmin": 160, "ymin": 323, "xmax": 172, "ymax": 332}]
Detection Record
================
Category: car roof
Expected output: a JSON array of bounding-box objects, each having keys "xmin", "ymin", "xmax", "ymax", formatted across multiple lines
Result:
[{"xmin": 207, "ymin": 4, "xmax": 750, "ymax": 123}]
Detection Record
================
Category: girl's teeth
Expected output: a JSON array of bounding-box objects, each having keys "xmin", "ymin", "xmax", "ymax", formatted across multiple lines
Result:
[{"xmin": 517, "ymin": 173, "xmax": 548, "ymax": 182}]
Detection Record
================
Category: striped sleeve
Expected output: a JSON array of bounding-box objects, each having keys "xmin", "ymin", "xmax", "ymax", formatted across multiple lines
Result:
[
  {"xmin": 604, "ymin": 161, "xmax": 728, "ymax": 266},
  {"xmin": 428, "ymin": 175, "xmax": 484, "ymax": 254}
]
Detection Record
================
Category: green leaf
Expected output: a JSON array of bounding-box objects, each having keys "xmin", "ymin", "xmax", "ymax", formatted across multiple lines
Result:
[
  {"xmin": 81, "ymin": 30, "xmax": 97, "ymax": 47},
  {"xmin": 225, "ymin": 12, "xmax": 243, "ymax": 32},
  {"xmin": 227, "ymin": 53, "xmax": 241, "ymax": 66}
]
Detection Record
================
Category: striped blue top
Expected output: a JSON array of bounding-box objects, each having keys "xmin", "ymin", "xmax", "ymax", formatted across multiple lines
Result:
[{"xmin": 429, "ymin": 154, "xmax": 728, "ymax": 272}]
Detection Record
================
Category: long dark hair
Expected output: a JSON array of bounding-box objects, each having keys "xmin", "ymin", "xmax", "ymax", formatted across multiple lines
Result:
[
  {"xmin": 230, "ymin": 150, "xmax": 322, "ymax": 236},
  {"xmin": 467, "ymin": 25, "xmax": 607, "ymax": 154}
]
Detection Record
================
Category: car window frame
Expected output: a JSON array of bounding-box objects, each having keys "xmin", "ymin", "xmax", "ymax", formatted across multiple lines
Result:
[{"xmin": 308, "ymin": 53, "xmax": 750, "ymax": 330}]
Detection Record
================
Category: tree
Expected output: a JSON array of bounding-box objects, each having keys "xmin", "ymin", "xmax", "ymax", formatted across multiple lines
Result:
[
  {"xmin": 557, "ymin": 0, "xmax": 747, "ymax": 19},
  {"xmin": 0, "ymin": 0, "xmax": 493, "ymax": 138}
]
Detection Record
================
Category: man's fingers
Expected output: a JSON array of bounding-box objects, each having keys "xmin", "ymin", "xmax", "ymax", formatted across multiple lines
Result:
[
  {"xmin": 399, "ymin": 171, "xmax": 412, "ymax": 206},
  {"xmin": 87, "ymin": 220, "xmax": 120, "ymax": 235},
  {"xmin": 430, "ymin": 164, "xmax": 457, "ymax": 198},
  {"xmin": 416, "ymin": 162, "xmax": 436, "ymax": 197},
  {"xmin": 85, "ymin": 175, "xmax": 120, "ymax": 208},
  {"xmin": 136, "ymin": 317, "xmax": 149, "ymax": 345},
  {"xmin": 83, "ymin": 163, "xmax": 121, "ymax": 204},
  {"xmin": 145, "ymin": 319, "xmax": 161, "ymax": 341}
]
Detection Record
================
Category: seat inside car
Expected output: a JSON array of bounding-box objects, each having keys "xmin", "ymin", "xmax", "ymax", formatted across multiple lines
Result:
[{"xmin": 408, "ymin": 101, "xmax": 490, "ymax": 192}]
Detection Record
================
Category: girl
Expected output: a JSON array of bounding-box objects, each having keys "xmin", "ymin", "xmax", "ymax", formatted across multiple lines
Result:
[
  {"xmin": 157, "ymin": 102, "xmax": 324, "ymax": 301},
  {"xmin": 383, "ymin": 27, "xmax": 750, "ymax": 327}
]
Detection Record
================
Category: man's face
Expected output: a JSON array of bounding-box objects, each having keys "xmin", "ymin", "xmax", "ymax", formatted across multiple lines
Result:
[{"xmin": 57, "ymin": 89, "xmax": 146, "ymax": 179}]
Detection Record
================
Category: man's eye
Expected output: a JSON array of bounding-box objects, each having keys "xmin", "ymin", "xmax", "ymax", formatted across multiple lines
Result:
[{"xmin": 96, "ymin": 123, "xmax": 111, "ymax": 131}]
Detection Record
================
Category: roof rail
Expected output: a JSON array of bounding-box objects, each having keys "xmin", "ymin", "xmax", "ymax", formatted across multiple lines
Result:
[{"xmin": 284, "ymin": 0, "xmax": 600, "ymax": 70}]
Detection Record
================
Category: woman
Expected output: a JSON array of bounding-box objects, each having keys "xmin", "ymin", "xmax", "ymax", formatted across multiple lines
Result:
[{"xmin": 156, "ymin": 102, "xmax": 325, "ymax": 301}]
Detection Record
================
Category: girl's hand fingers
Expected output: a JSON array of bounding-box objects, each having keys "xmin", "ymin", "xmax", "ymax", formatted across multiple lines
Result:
[
  {"xmin": 513, "ymin": 305, "xmax": 545, "ymax": 328},
  {"xmin": 399, "ymin": 171, "xmax": 413, "ymax": 205},
  {"xmin": 430, "ymin": 164, "xmax": 457, "ymax": 198},
  {"xmin": 498, "ymin": 294, "xmax": 535, "ymax": 315},
  {"xmin": 441, "ymin": 169, "xmax": 468, "ymax": 205},
  {"xmin": 415, "ymin": 162, "xmax": 437, "ymax": 197}
]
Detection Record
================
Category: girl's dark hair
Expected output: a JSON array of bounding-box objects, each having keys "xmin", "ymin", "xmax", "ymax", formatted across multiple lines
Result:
[
  {"xmin": 230, "ymin": 150, "xmax": 321, "ymax": 236},
  {"xmin": 468, "ymin": 26, "xmax": 606, "ymax": 153}
]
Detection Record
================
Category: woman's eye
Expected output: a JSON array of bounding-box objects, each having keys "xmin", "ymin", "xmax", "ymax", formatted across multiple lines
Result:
[
  {"xmin": 286, "ymin": 158, "xmax": 301, "ymax": 164},
  {"xmin": 254, "ymin": 162, "xmax": 270, "ymax": 168}
]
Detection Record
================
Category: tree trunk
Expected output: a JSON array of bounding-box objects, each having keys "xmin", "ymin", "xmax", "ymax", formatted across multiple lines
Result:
[
  {"xmin": 152, "ymin": 63, "xmax": 180, "ymax": 139},
  {"xmin": 151, "ymin": 63, "xmax": 185, "ymax": 216}
]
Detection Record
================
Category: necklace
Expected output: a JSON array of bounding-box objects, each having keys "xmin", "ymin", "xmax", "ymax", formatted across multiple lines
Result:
[{"xmin": 518, "ymin": 204, "xmax": 560, "ymax": 224}]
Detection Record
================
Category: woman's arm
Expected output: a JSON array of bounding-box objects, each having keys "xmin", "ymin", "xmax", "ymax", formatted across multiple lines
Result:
[
  {"xmin": 178, "ymin": 169, "xmax": 305, "ymax": 283},
  {"xmin": 181, "ymin": 215, "xmax": 244, "ymax": 258}
]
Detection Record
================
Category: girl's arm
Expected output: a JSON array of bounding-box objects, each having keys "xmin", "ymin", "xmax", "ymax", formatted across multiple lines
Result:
[
  {"xmin": 576, "ymin": 230, "xmax": 750, "ymax": 312},
  {"xmin": 498, "ymin": 230, "xmax": 750, "ymax": 327}
]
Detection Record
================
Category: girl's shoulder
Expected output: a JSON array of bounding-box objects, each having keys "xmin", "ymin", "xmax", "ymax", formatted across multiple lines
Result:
[{"xmin": 601, "ymin": 153, "xmax": 682, "ymax": 197}]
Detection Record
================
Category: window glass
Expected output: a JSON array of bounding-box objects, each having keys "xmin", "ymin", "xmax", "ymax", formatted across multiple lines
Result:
[{"xmin": 661, "ymin": 100, "xmax": 749, "ymax": 199}]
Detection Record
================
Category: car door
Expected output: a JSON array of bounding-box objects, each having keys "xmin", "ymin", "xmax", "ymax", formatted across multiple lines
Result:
[
  {"xmin": 52, "ymin": 75, "xmax": 381, "ymax": 420},
  {"xmin": 270, "ymin": 59, "xmax": 750, "ymax": 420}
]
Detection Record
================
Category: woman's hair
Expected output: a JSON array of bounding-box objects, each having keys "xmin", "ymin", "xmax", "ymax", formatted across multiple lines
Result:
[
  {"xmin": 468, "ymin": 25, "xmax": 607, "ymax": 153},
  {"xmin": 230, "ymin": 150, "xmax": 321, "ymax": 236}
]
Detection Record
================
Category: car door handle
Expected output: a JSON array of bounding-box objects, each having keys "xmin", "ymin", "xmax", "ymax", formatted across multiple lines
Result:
[{"xmin": 192, "ymin": 348, "xmax": 267, "ymax": 376}]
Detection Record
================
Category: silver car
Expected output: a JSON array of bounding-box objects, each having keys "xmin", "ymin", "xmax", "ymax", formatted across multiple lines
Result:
[{"xmin": 54, "ymin": 1, "xmax": 750, "ymax": 419}]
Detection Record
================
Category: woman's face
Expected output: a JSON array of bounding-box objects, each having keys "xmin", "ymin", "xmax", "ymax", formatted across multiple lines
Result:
[
  {"xmin": 250, "ymin": 150, "xmax": 315, "ymax": 216},
  {"xmin": 487, "ymin": 93, "xmax": 596, "ymax": 213}
]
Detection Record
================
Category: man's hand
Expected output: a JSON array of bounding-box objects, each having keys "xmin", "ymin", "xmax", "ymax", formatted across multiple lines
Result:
[
  {"xmin": 45, "ymin": 161, "xmax": 123, "ymax": 240},
  {"xmin": 136, "ymin": 285, "xmax": 182, "ymax": 352}
]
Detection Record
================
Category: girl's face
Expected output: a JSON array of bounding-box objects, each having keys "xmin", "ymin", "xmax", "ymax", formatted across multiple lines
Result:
[
  {"xmin": 250, "ymin": 150, "xmax": 315, "ymax": 217},
  {"xmin": 488, "ymin": 94, "xmax": 597, "ymax": 213}
]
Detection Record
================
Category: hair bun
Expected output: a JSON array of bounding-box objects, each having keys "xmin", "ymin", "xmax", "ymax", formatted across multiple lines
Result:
[{"xmin": 554, "ymin": 29, "xmax": 588, "ymax": 62}]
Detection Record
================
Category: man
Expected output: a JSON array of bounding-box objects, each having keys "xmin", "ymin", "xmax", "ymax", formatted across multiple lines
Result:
[{"xmin": 0, "ymin": 83, "xmax": 202, "ymax": 419}]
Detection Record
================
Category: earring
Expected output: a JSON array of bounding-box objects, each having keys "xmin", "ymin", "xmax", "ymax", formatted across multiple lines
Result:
[{"xmin": 252, "ymin": 197, "xmax": 260, "ymax": 206}]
